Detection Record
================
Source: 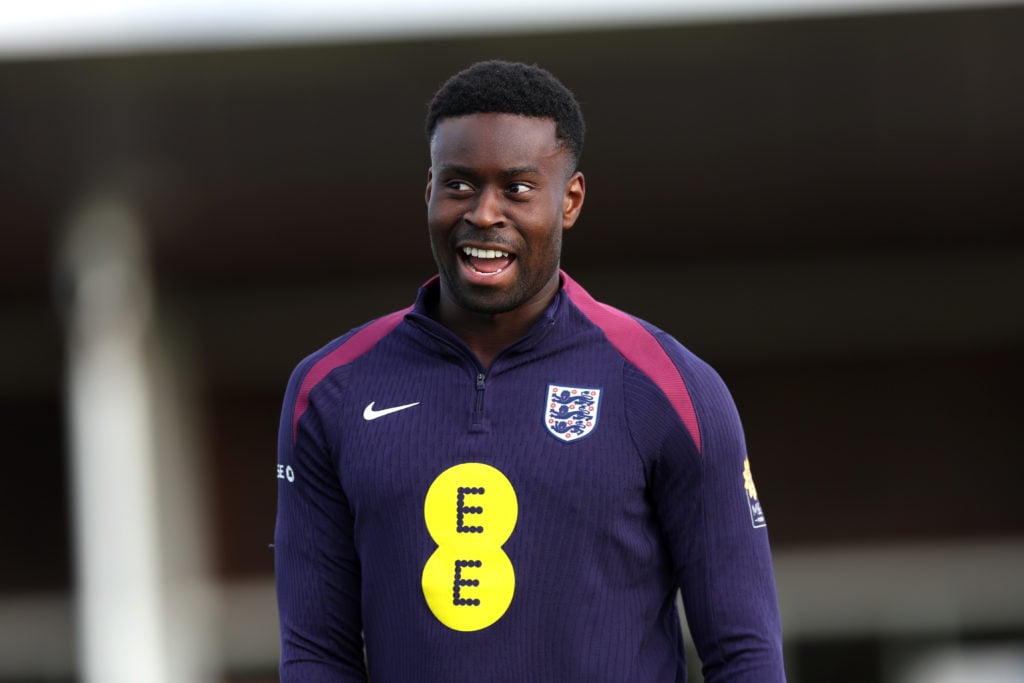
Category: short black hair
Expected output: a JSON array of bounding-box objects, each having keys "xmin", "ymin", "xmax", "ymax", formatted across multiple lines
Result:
[{"xmin": 425, "ymin": 60, "xmax": 585, "ymax": 167}]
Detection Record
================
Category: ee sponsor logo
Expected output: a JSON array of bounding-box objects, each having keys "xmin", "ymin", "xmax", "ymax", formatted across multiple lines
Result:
[
  {"xmin": 276, "ymin": 463, "xmax": 295, "ymax": 483},
  {"xmin": 422, "ymin": 463, "xmax": 518, "ymax": 632}
]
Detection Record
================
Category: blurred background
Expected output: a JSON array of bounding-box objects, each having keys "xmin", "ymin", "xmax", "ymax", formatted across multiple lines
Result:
[{"xmin": 1, "ymin": 1, "xmax": 1022, "ymax": 681}]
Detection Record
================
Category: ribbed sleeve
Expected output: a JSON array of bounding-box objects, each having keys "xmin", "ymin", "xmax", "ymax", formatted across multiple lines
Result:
[
  {"xmin": 625, "ymin": 328, "xmax": 786, "ymax": 682},
  {"xmin": 276, "ymin": 351, "xmax": 368, "ymax": 682}
]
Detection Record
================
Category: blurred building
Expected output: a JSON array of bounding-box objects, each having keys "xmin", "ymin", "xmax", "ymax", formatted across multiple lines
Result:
[{"xmin": 1, "ymin": 2, "xmax": 1022, "ymax": 681}]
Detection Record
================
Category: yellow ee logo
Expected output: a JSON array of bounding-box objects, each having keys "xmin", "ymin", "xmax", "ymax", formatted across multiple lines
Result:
[{"xmin": 422, "ymin": 462, "xmax": 518, "ymax": 631}]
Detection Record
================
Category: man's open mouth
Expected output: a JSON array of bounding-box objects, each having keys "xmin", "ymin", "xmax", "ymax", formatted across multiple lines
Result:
[{"xmin": 461, "ymin": 246, "xmax": 515, "ymax": 275}]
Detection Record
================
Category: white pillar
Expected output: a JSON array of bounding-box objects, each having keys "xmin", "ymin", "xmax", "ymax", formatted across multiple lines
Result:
[{"xmin": 61, "ymin": 198, "xmax": 215, "ymax": 683}]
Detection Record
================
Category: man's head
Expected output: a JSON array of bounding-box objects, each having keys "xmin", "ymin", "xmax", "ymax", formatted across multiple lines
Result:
[
  {"xmin": 424, "ymin": 61, "xmax": 586, "ymax": 325},
  {"xmin": 425, "ymin": 60, "xmax": 585, "ymax": 170}
]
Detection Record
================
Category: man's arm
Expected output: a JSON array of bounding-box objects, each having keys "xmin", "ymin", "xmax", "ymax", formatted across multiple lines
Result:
[
  {"xmin": 275, "ymin": 361, "xmax": 367, "ymax": 683},
  {"xmin": 643, "ymin": 349, "xmax": 786, "ymax": 682}
]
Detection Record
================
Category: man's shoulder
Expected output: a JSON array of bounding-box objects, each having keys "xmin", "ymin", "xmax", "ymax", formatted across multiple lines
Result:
[
  {"xmin": 561, "ymin": 271, "xmax": 709, "ymax": 371},
  {"xmin": 283, "ymin": 306, "xmax": 414, "ymax": 441},
  {"xmin": 291, "ymin": 306, "xmax": 413, "ymax": 385},
  {"xmin": 560, "ymin": 271, "xmax": 716, "ymax": 371},
  {"xmin": 561, "ymin": 274, "xmax": 712, "ymax": 451}
]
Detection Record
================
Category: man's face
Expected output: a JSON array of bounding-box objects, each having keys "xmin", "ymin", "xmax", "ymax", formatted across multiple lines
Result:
[{"xmin": 425, "ymin": 113, "xmax": 584, "ymax": 317}]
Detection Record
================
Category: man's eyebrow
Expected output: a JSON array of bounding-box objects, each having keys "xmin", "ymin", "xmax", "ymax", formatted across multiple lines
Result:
[
  {"xmin": 437, "ymin": 164, "xmax": 477, "ymax": 177},
  {"xmin": 436, "ymin": 165, "xmax": 541, "ymax": 178},
  {"xmin": 501, "ymin": 166, "xmax": 541, "ymax": 177}
]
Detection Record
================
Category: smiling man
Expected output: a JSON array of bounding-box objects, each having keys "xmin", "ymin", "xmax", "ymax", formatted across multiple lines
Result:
[
  {"xmin": 275, "ymin": 60, "xmax": 786, "ymax": 682},
  {"xmin": 426, "ymin": 109, "xmax": 584, "ymax": 366}
]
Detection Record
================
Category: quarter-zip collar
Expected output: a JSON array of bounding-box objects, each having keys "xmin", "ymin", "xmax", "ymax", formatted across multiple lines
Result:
[{"xmin": 404, "ymin": 274, "xmax": 564, "ymax": 372}]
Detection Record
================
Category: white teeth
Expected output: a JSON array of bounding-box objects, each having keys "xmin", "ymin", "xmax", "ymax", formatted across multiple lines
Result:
[{"xmin": 462, "ymin": 246, "xmax": 510, "ymax": 259}]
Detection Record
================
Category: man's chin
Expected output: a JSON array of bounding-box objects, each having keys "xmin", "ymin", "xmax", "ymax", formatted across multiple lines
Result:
[{"xmin": 447, "ymin": 280, "xmax": 519, "ymax": 317}]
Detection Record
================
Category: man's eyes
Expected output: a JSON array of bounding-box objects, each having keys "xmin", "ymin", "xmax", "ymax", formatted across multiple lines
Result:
[
  {"xmin": 506, "ymin": 182, "xmax": 532, "ymax": 195},
  {"xmin": 443, "ymin": 180, "xmax": 533, "ymax": 195}
]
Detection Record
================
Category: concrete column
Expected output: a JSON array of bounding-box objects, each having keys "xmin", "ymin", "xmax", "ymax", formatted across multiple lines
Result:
[{"xmin": 61, "ymin": 198, "xmax": 215, "ymax": 683}]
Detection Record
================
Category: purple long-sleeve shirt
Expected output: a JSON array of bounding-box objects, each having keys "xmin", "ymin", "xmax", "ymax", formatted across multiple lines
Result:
[{"xmin": 275, "ymin": 272, "xmax": 785, "ymax": 682}]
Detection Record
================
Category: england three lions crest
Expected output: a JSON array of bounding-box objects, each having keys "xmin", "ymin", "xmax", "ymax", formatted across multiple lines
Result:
[{"xmin": 545, "ymin": 385, "xmax": 602, "ymax": 441}]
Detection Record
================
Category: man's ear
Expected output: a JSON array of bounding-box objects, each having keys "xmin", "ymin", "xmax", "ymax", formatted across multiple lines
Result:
[
  {"xmin": 425, "ymin": 167, "xmax": 433, "ymax": 205},
  {"xmin": 562, "ymin": 171, "xmax": 585, "ymax": 230}
]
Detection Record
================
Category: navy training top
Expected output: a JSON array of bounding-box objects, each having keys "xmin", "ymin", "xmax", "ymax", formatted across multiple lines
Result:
[{"xmin": 275, "ymin": 271, "xmax": 786, "ymax": 682}]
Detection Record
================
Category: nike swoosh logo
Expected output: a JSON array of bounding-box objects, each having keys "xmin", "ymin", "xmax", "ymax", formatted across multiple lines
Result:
[{"xmin": 363, "ymin": 401, "xmax": 420, "ymax": 421}]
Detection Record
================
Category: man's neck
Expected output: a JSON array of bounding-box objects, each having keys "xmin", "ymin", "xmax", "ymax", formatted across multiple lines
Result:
[{"xmin": 437, "ymin": 284, "xmax": 557, "ymax": 369}]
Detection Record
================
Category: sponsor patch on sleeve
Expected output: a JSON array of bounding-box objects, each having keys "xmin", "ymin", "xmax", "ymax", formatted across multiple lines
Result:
[{"xmin": 743, "ymin": 457, "xmax": 766, "ymax": 528}]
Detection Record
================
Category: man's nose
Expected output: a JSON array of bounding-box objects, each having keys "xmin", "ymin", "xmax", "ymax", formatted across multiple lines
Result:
[{"xmin": 464, "ymin": 188, "xmax": 504, "ymax": 228}]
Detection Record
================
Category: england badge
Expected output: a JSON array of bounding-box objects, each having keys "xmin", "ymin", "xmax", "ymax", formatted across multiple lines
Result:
[{"xmin": 545, "ymin": 384, "xmax": 602, "ymax": 441}]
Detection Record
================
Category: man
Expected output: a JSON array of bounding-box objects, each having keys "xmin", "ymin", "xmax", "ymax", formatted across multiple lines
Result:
[{"xmin": 275, "ymin": 60, "xmax": 786, "ymax": 682}]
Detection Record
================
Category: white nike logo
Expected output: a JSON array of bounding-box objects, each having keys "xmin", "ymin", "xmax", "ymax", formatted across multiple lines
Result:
[{"xmin": 363, "ymin": 401, "xmax": 420, "ymax": 421}]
